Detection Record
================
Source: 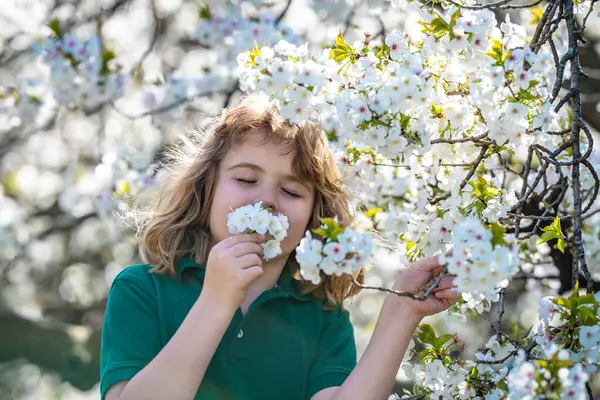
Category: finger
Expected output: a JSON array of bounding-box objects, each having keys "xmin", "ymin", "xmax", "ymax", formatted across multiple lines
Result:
[
  {"xmin": 414, "ymin": 255, "xmax": 443, "ymax": 271},
  {"xmin": 230, "ymin": 242, "xmax": 264, "ymax": 257},
  {"xmin": 431, "ymin": 276, "xmax": 456, "ymax": 292},
  {"xmin": 241, "ymin": 265, "xmax": 264, "ymax": 283},
  {"xmin": 434, "ymin": 288, "xmax": 461, "ymax": 301},
  {"xmin": 236, "ymin": 253, "xmax": 263, "ymax": 269},
  {"xmin": 223, "ymin": 233, "xmax": 266, "ymax": 248}
]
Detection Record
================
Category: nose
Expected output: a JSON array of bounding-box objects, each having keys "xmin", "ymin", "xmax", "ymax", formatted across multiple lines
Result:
[{"xmin": 256, "ymin": 185, "xmax": 279, "ymax": 213}]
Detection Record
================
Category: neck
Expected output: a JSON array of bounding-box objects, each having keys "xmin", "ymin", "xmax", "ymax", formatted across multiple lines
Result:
[{"xmin": 245, "ymin": 255, "xmax": 288, "ymax": 296}]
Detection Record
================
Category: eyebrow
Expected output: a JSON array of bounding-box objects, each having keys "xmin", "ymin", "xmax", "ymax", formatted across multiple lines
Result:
[{"xmin": 227, "ymin": 162, "xmax": 311, "ymax": 189}]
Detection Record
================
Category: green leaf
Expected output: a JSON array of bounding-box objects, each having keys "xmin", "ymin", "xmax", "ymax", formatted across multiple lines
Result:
[
  {"xmin": 399, "ymin": 113, "xmax": 411, "ymax": 130},
  {"xmin": 537, "ymin": 217, "xmax": 566, "ymax": 252},
  {"xmin": 551, "ymin": 298, "xmax": 572, "ymax": 309},
  {"xmin": 435, "ymin": 333, "xmax": 457, "ymax": 348},
  {"xmin": 557, "ymin": 238, "xmax": 565, "ymax": 253},
  {"xmin": 312, "ymin": 227, "xmax": 328, "ymax": 238},
  {"xmin": 418, "ymin": 15, "xmax": 452, "ymax": 39},
  {"xmin": 416, "ymin": 323, "xmax": 437, "ymax": 346},
  {"xmin": 48, "ymin": 18, "xmax": 63, "ymax": 39},
  {"xmin": 431, "ymin": 103, "xmax": 443, "ymax": 117},
  {"xmin": 484, "ymin": 39, "xmax": 503, "ymax": 65},
  {"xmin": 198, "ymin": 5, "xmax": 212, "ymax": 19},
  {"xmin": 321, "ymin": 217, "xmax": 338, "ymax": 231},
  {"xmin": 364, "ymin": 208, "xmax": 382, "ymax": 219},
  {"xmin": 375, "ymin": 42, "xmax": 390, "ymax": 60},
  {"xmin": 329, "ymin": 31, "xmax": 355, "ymax": 64},
  {"xmin": 488, "ymin": 222, "xmax": 508, "ymax": 246},
  {"xmin": 100, "ymin": 49, "xmax": 116, "ymax": 76},
  {"xmin": 509, "ymin": 321, "xmax": 521, "ymax": 339},
  {"xmin": 537, "ymin": 230, "xmax": 560, "ymax": 245},
  {"xmin": 416, "ymin": 348, "xmax": 436, "ymax": 363},
  {"xmin": 579, "ymin": 305, "xmax": 596, "ymax": 319},
  {"xmin": 325, "ymin": 130, "xmax": 338, "ymax": 142},
  {"xmin": 470, "ymin": 366, "xmax": 479, "ymax": 378},
  {"xmin": 450, "ymin": 8, "xmax": 461, "ymax": 26},
  {"xmin": 330, "ymin": 227, "xmax": 345, "ymax": 241},
  {"xmin": 578, "ymin": 294, "xmax": 597, "ymax": 305},
  {"xmin": 517, "ymin": 89, "xmax": 537, "ymax": 102},
  {"xmin": 552, "ymin": 216, "xmax": 562, "ymax": 231}
]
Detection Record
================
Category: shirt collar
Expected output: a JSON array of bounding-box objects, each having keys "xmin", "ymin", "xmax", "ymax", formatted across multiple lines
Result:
[
  {"xmin": 176, "ymin": 254, "xmax": 313, "ymax": 302},
  {"xmin": 176, "ymin": 254, "xmax": 203, "ymax": 279}
]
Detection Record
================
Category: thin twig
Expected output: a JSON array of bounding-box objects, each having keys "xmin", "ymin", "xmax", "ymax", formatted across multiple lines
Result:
[
  {"xmin": 351, "ymin": 266, "xmax": 449, "ymax": 301},
  {"xmin": 274, "ymin": 0, "xmax": 293, "ymax": 26},
  {"xmin": 429, "ymin": 145, "xmax": 488, "ymax": 205}
]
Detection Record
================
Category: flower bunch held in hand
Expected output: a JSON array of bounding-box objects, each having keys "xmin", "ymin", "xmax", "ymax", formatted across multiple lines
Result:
[
  {"xmin": 295, "ymin": 217, "xmax": 373, "ymax": 285},
  {"xmin": 439, "ymin": 217, "xmax": 520, "ymax": 297},
  {"xmin": 227, "ymin": 201, "xmax": 289, "ymax": 260}
]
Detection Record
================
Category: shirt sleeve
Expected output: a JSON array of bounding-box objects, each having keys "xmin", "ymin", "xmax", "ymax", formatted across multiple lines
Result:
[
  {"xmin": 307, "ymin": 304, "xmax": 357, "ymax": 399},
  {"xmin": 100, "ymin": 265, "xmax": 161, "ymax": 399}
]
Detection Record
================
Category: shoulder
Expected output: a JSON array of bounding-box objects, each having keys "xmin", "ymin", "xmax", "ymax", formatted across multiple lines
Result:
[
  {"xmin": 108, "ymin": 263, "xmax": 171, "ymax": 299},
  {"xmin": 109, "ymin": 263, "xmax": 157, "ymax": 291},
  {"xmin": 312, "ymin": 301, "xmax": 353, "ymax": 333},
  {"xmin": 113, "ymin": 263, "xmax": 154, "ymax": 283},
  {"xmin": 104, "ymin": 264, "xmax": 164, "ymax": 318}
]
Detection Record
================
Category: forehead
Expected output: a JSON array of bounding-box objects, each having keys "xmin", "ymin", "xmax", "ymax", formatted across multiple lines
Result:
[{"xmin": 223, "ymin": 130, "xmax": 296, "ymax": 169}]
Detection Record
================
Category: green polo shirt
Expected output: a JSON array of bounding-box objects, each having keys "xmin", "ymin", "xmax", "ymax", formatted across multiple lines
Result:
[{"xmin": 100, "ymin": 256, "xmax": 357, "ymax": 399}]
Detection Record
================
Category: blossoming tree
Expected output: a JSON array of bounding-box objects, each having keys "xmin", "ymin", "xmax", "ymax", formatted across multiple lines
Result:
[{"xmin": 1, "ymin": 0, "xmax": 600, "ymax": 398}]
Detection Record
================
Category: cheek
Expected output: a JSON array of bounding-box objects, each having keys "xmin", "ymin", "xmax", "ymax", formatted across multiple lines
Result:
[
  {"xmin": 212, "ymin": 180, "xmax": 249, "ymax": 211},
  {"xmin": 208, "ymin": 181, "xmax": 245, "ymax": 237},
  {"xmin": 281, "ymin": 202, "xmax": 313, "ymax": 245}
]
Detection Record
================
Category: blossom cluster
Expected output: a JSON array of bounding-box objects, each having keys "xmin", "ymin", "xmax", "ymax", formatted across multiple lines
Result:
[
  {"xmin": 94, "ymin": 154, "xmax": 157, "ymax": 216},
  {"xmin": 507, "ymin": 350, "xmax": 588, "ymax": 400},
  {"xmin": 399, "ymin": 295, "xmax": 594, "ymax": 400},
  {"xmin": 137, "ymin": 5, "xmax": 302, "ymax": 121},
  {"xmin": 234, "ymin": 1, "xmax": 580, "ymax": 299},
  {"xmin": 439, "ymin": 217, "xmax": 520, "ymax": 296},
  {"xmin": 295, "ymin": 222, "xmax": 373, "ymax": 285},
  {"xmin": 227, "ymin": 201, "xmax": 289, "ymax": 260},
  {"xmin": 237, "ymin": 10, "xmax": 565, "ymax": 155},
  {"xmin": 33, "ymin": 33, "xmax": 126, "ymax": 109},
  {"xmin": 0, "ymin": 81, "xmax": 49, "ymax": 131},
  {"xmin": 192, "ymin": 8, "xmax": 300, "ymax": 55},
  {"xmin": 535, "ymin": 289, "xmax": 600, "ymax": 375}
]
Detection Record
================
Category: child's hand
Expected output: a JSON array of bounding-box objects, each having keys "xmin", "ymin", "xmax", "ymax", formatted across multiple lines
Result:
[
  {"xmin": 202, "ymin": 233, "xmax": 265, "ymax": 311},
  {"xmin": 390, "ymin": 255, "xmax": 460, "ymax": 320}
]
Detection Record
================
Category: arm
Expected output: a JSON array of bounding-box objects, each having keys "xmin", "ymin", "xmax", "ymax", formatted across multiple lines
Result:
[
  {"xmin": 312, "ymin": 296, "xmax": 420, "ymax": 400},
  {"xmin": 312, "ymin": 255, "xmax": 459, "ymax": 400},
  {"xmin": 103, "ymin": 234, "xmax": 265, "ymax": 400},
  {"xmin": 107, "ymin": 294, "xmax": 235, "ymax": 400}
]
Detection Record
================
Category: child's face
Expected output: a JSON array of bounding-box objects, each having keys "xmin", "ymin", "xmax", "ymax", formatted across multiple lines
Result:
[{"xmin": 209, "ymin": 130, "xmax": 315, "ymax": 261}]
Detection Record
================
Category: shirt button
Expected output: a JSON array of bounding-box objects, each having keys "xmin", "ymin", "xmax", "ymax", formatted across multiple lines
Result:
[{"xmin": 237, "ymin": 329, "xmax": 244, "ymax": 338}]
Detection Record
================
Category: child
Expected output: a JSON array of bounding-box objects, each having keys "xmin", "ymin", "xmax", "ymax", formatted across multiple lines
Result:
[{"xmin": 100, "ymin": 92, "xmax": 459, "ymax": 400}]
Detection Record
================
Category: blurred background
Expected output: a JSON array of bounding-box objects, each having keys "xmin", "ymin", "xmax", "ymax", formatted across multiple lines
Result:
[{"xmin": 1, "ymin": 0, "xmax": 600, "ymax": 398}]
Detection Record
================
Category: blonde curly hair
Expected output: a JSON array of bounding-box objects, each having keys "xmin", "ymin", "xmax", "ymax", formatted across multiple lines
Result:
[{"xmin": 137, "ymin": 92, "xmax": 364, "ymax": 307}]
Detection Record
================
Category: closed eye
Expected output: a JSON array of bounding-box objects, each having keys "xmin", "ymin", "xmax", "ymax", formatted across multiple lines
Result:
[
  {"xmin": 236, "ymin": 178, "xmax": 256, "ymax": 185},
  {"xmin": 282, "ymin": 188, "xmax": 301, "ymax": 198}
]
